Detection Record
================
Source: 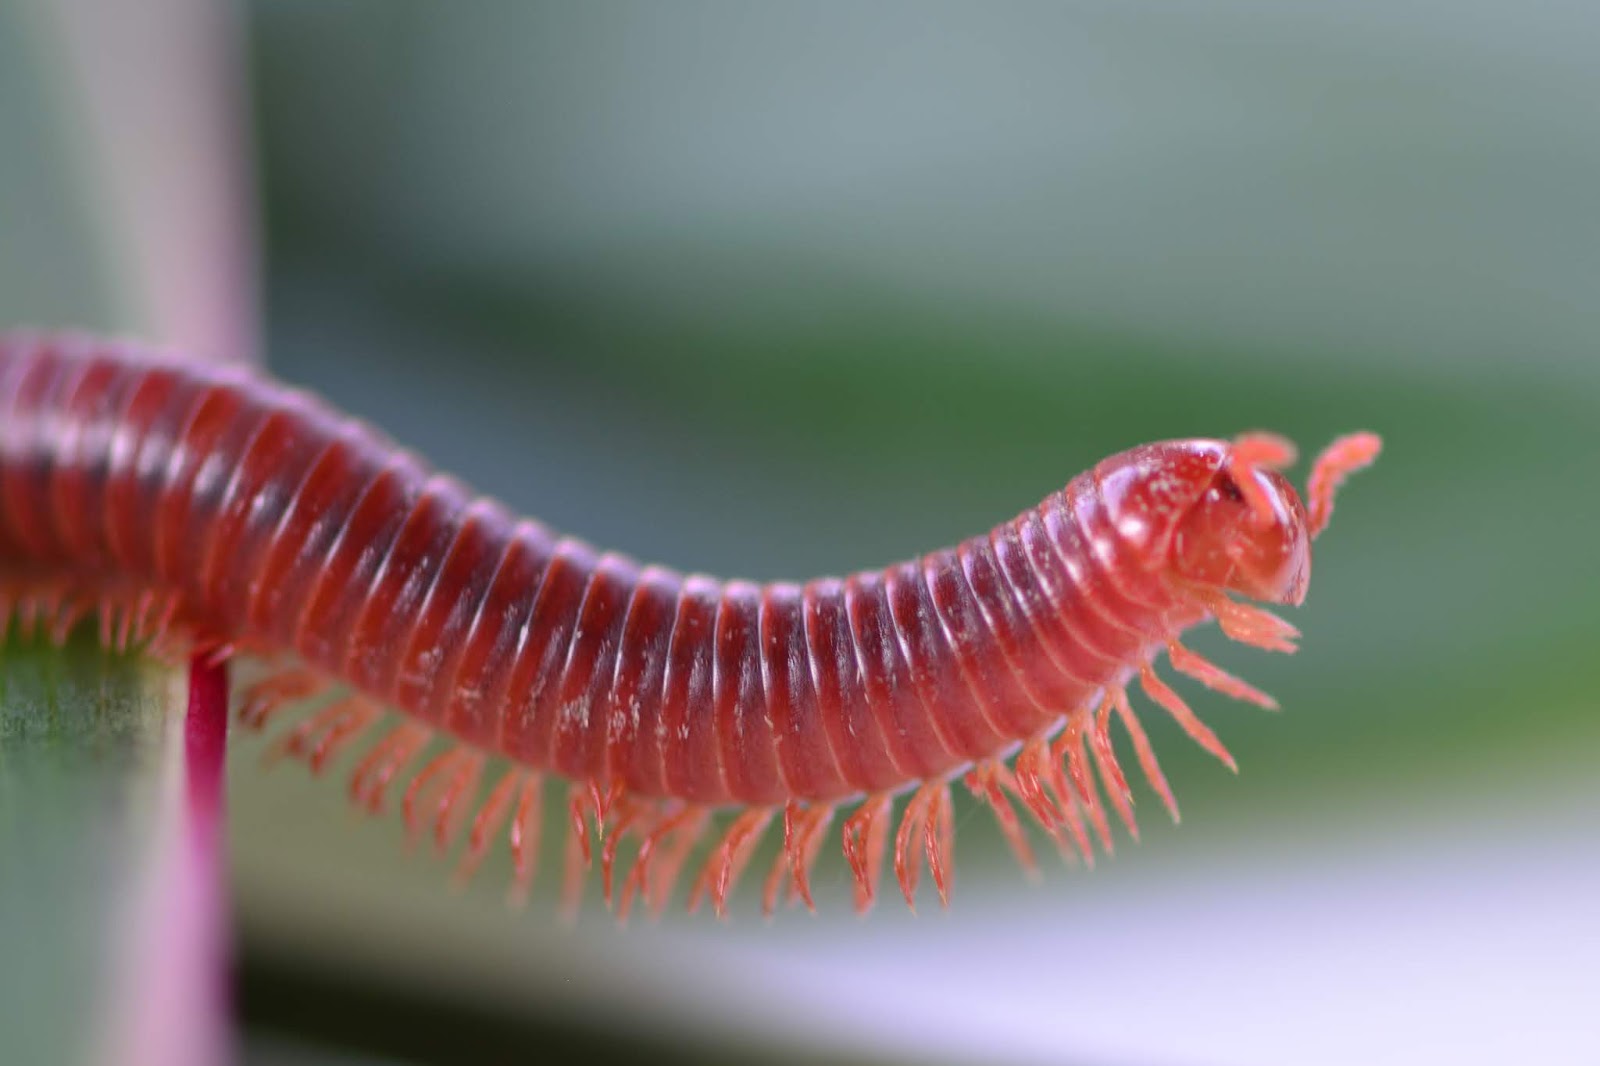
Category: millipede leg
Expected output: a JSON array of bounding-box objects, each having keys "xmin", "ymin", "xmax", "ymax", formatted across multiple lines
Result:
[
  {"xmin": 308, "ymin": 700, "xmax": 382, "ymax": 773},
  {"xmin": 892, "ymin": 785, "xmax": 933, "ymax": 910},
  {"xmin": 763, "ymin": 803, "xmax": 816, "ymax": 917},
  {"xmin": 561, "ymin": 800, "xmax": 590, "ymax": 920},
  {"xmin": 112, "ymin": 593, "xmax": 138, "ymax": 651},
  {"xmin": 560, "ymin": 785, "xmax": 595, "ymax": 918},
  {"xmin": 1041, "ymin": 747, "xmax": 1094, "ymax": 865},
  {"xmin": 431, "ymin": 751, "xmax": 485, "ymax": 853},
  {"xmin": 925, "ymin": 783, "xmax": 954, "ymax": 908},
  {"xmin": 841, "ymin": 794, "xmax": 893, "ymax": 913},
  {"xmin": 238, "ymin": 670, "xmax": 324, "ymax": 730},
  {"xmin": 349, "ymin": 722, "xmax": 432, "ymax": 813},
  {"xmin": 507, "ymin": 775, "xmax": 545, "ymax": 908},
  {"xmin": 1090, "ymin": 697, "xmax": 1137, "ymax": 840},
  {"xmin": 1109, "ymin": 685, "xmax": 1179, "ymax": 823},
  {"xmin": 96, "ymin": 596, "xmax": 116, "ymax": 648},
  {"xmin": 401, "ymin": 749, "xmax": 460, "ymax": 840},
  {"xmin": 144, "ymin": 594, "xmax": 183, "ymax": 651},
  {"xmin": 645, "ymin": 806, "xmax": 710, "ymax": 918},
  {"xmin": 1139, "ymin": 664, "xmax": 1237, "ymax": 772},
  {"xmin": 965, "ymin": 763, "xmax": 1038, "ymax": 879},
  {"xmin": 48, "ymin": 594, "xmax": 92, "ymax": 645},
  {"xmin": 616, "ymin": 802, "xmax": 704, "ymax": 922},
  {"xmin": 589, "ymin": 778, "xmax": 623, "ymax": 841},
  {"xmin": 21, "ymin": 588, "xmax": 52, "ymax": 640},
  {"xmin": 1011, "ymin": 735, "xmax": 1064, "ymax": 832},
  {"xmin": 783, "ymin": 804, "xmax": 834, "ymax": 911},
  {"xmin": 125, "ymin": 589, "xmax": 156, "ymax": 651},
  {"xmin": 1167, "ymin": 640, "xmax": 1277, "ymax": 710},
  {"xmin": 399, "ymin": 748, "xmax": 483, "ymax": 850},
  {"xmin": 1201, "ymin": 592, "xmax": 1300, "ymax": 654},
  {"xmin": 761, "ymin": 825, "xmax": 791, "ymax": 918},
  {"xmin": 1055, "ymin": 712, "xmax": 1114, "ymax": 855},
  {"xmin": 269, "ymin": 696, "xmax": 380, "ymax": 773},
  {"xmin": 600, "ymin": 797, "xmax": 653, "ymax": 907},
  {"xmin": 691, "ymin": 807, "xmax": 774, "ymax": 918},
  {"xmin": 455, "ymin": 768, "xmax": 523, "ymax": 888}
]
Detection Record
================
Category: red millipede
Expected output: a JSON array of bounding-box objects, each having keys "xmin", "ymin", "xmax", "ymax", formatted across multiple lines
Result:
[{"xmin": 0, "ymin": 330, "xmax": 1382, "ymax": 917}]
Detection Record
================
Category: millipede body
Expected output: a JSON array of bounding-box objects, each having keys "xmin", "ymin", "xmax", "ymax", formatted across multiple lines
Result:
[{"xmin": 0, "ymin": 332, "xmax": 1381, "ymax": 916}]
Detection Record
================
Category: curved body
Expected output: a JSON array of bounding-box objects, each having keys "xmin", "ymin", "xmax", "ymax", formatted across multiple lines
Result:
[{"xmin": 0, "ymin": 332, "xmax": 1380, "ymax": 913}]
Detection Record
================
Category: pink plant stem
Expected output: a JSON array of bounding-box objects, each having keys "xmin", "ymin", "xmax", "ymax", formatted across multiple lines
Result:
[
  {"xmin": 185, "ymin": 655, "xmax": 229, "ymax": 835},
  {"xmin": 168, "ymin": 654, "xmax": 232, "ymax": 1065},
  {"xmin": 103, "ymin": 656, "xmax": 233, "ymax": 1066}
]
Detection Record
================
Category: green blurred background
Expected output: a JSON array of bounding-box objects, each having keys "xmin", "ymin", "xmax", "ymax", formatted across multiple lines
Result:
[{"xmin": 2, "ymin": 2, "xmax": 1597, "ymax": 1063}]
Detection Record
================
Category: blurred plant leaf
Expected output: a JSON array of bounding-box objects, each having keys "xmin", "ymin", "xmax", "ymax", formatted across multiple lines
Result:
[
  {"xmin": 0, "ymin": 2, "xmax": 250, "ymax": 1064},
  {"xmin": 0, "ymin": 640, "xmax": 171, "ymax": 1064}
]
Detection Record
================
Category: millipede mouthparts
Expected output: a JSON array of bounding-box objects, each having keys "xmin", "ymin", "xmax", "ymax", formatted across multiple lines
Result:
[{"xmin": 0, "ymin": 331, "xmax": 1381, "ymax": 917}]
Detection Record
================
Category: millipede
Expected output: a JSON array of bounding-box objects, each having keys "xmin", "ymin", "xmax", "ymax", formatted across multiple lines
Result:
[{"xmin": 0, "ymin": 330, "xmax": 1381, "ymax": 918}]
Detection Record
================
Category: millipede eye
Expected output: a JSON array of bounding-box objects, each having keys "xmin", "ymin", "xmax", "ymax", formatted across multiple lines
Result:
[{"xmin": 1217, "ymin": 476, "xmax": 1245, "ymax": 504}]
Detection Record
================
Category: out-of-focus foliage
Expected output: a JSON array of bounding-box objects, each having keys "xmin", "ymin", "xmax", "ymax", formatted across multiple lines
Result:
[
  {"xmin": 0, "ymin": 643, "xmax": 171, "ymax": 1066},
  {"xmin": 0, "ymin": 2, "xmax": 118, "ymax": 328},
  {"xmin": 0, "ymin": 8, "xmax": 185, "ymax": 1066},
  {"xmin": 1, "ymin": 4, "xmax": 246, "ymax": 1066}
]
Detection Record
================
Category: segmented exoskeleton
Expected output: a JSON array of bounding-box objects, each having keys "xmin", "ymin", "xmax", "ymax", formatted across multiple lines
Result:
[{"xmin": 0, "ymin": 332, "xmax": 1381, "ymax": 917}]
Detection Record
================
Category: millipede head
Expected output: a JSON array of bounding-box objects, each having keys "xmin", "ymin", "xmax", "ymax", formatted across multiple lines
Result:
[
  {"xmin": 1164, "ymin": 432, "xmax": 1381, "ymax": 607},
  {"xmin": 1099, "ymin": 432, "xmax": 1379, "ymax": 609},
  {"xmin": 1163, "ymin": 434, "xmax": 1313, "ymax": 605}
]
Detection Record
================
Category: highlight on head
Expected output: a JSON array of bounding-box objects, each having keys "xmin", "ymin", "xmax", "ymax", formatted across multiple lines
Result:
[{"xmin": 1170, "ymin": 431, "xmax": 1381, "ymax": 606}]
